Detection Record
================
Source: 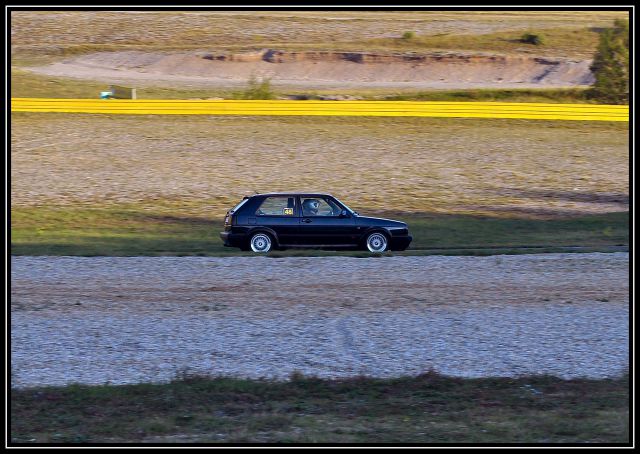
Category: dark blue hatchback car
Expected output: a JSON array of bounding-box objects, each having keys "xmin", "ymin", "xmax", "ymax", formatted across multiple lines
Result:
[{"xmin": 220, "ymin": 192, "xmax": 412, "ymax": 253}]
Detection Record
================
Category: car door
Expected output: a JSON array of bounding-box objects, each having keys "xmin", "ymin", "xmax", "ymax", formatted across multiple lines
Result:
[
  {"xmin": 297, "ymin": 196, "xmax": 358, "ymax": 246},
  {"xmin": 252, "ymin": 196, "xmax": 300, "ymax": 245}
]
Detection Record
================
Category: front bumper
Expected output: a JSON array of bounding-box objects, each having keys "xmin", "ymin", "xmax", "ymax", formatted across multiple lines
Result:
[
  {"xmin": 389, "ymin": 235, "xmax": 412, "ymax": 251},
  {"xmin": 220, "ymin": 231, "xmax": 247, "ymax": 248}
]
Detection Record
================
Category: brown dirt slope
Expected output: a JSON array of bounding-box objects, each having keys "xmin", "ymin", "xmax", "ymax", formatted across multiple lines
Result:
[
  {"xmin": 25, "ymin": 50, "xmax": 595, "ymax": 89},
  {"xmin": 12, "ymin": 10, "xmax": 627, "ymax": 90}
]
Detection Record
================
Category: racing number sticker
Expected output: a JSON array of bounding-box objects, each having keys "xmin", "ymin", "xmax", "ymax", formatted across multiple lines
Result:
[{"xmin": 283, "ymin": 208, "xmax": 294, "ymax": 215}]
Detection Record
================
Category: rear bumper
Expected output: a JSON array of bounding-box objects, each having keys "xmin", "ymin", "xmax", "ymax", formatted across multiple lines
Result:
[
  {"xmin": 389, "ymin": 235, "xmax": 412, "ymax": 251},
  {"xmin": 219, "ymin": 231, "xmax": 247, "ymax": 248}
]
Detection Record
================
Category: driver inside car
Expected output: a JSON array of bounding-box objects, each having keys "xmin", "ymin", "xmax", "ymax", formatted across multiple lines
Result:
[{"xmin": 302, "ymin": 198, "xmax": 321, "ymax": 216}]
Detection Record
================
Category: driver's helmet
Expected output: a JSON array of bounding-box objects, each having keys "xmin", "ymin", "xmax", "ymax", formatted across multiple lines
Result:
[{"xmin": 303, "ymin": 198, "xmax": 320, "ymax": 215}]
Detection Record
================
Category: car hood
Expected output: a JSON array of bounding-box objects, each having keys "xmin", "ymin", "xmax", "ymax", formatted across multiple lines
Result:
[{"xmin": 355, "ymin": 216, "xmax": 407, "ymax": 228}]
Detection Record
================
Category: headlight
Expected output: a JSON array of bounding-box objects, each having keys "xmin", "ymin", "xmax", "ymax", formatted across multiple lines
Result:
[{"xmin": 388, "ymin": 227, "xmax": 408, "ymax": 236}]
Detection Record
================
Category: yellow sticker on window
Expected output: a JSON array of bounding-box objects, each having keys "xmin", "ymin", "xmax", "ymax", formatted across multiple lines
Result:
[{"xmin": 283, "ymin": 208, "xmax": 294, "ymax": 215}]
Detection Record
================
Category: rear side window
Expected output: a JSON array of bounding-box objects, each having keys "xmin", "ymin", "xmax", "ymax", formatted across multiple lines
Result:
[
  {"xmin": 256, "ymin": 196, "xmax": 296, "ymax": 216},
  {"xmin": 231, "ymin": 198, "xmax": 249, "ymax": 212}
]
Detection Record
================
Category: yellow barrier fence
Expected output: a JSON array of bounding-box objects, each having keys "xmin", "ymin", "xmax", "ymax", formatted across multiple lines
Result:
[{"xmin": 11, "ymin": 98, "xmax": 629, "ymax": 121}]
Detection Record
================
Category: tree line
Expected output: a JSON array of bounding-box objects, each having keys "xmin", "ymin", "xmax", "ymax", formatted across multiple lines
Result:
[{"xmin": 588, "ymin": 18, "xmax": 629, "ymax": 105}]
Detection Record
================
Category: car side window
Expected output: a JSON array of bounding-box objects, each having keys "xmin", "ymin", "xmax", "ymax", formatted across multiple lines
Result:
[
  {"xmin": 255, "ymin": 197, "xmax": 296, "ymax": 216},
  {"xmin": 301, "ymin": 197, "xmax": 340, "ymax": 217}
]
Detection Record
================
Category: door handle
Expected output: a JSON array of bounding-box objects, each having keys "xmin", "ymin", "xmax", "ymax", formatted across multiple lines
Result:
[{"xmin": 302, "ymin": 218, "xmax": 312, "ymax": 223}]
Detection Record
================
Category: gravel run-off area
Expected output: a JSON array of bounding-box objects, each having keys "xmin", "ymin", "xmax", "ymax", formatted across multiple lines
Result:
[{"xmin": 10, "ymin": 253, "xmax": 629, "ymax": 389}]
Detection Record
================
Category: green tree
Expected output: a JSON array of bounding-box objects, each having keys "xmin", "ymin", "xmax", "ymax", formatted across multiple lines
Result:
[{"xmin": 587, "ymin": 19, "xmax": 629, "ymax": 104}]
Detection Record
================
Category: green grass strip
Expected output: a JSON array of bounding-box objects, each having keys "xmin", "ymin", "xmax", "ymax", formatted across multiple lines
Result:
[
  {"xmin": 11, "ymin": 207, "xmax": 628, "ymax": 257},
  {"xmin": 10, "ymin": 371, "xmax": 629, "ymax": 444}
]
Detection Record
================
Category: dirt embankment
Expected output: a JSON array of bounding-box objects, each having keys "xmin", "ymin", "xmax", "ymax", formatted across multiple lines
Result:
[{"xmin": 25, "ymin": 49, "xmax": 595, "ymax": 89}]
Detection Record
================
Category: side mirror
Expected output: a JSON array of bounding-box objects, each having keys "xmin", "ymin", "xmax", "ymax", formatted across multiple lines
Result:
[{"xmin": 339, "ymin": 210, "xmax": 350, "ymax": 218}]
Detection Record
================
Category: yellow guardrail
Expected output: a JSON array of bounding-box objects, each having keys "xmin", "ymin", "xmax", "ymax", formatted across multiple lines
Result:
[{"xmin": 10, "ymin": 98, "xmax": 629, "ymax": 121}]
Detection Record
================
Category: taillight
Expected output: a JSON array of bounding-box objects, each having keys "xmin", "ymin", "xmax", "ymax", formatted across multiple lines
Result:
[{"xmin": 224, "ymin": 212, "xmax": 234, "ymax": 227}]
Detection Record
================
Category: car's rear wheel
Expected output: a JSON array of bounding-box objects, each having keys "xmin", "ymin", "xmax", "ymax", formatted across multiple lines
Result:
[
  {"xmin": 365, "ymin": 232, "xmax": 388, "ymax": 253},
  {"xmin": 250, "ymin": 233, "xmax": 273, "ymax": 253}
]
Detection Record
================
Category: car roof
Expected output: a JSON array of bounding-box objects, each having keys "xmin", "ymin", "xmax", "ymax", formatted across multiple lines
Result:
[{"xmin": 250, "ymin": 192, "xmax": 334, "ymax": 198}]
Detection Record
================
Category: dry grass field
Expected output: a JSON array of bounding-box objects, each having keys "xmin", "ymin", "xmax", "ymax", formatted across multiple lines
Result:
[
  {"xmin": 11, "ymin": 10, "xmax": 627, "ymax": 60},
  {"xmin": 11, "ymin": 113, "xmax": 628, "ymax": 218}
]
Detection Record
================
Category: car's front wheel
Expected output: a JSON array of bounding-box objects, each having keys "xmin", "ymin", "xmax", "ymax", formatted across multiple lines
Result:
[
  {"xmin": 249, "ymin": 233, "xmax": 273, "ymax": 253},
  {"xmin": 365, "ymin": 232, "xmax": 388, "ymax": 253}
]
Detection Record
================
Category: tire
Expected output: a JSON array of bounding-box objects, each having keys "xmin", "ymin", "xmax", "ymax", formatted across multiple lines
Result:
[
  {"xmin": 249, "ymin": 232, "xmax": 273, "ymax": 253},
  {"xmin": 365, "ymin": 232, "xmax": 388, "ymax": 253}
]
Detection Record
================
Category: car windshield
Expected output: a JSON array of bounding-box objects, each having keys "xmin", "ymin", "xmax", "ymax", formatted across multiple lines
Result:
[{"xmin": 331, "ymin": 196, "xmax": 357, "ymax": 215}]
